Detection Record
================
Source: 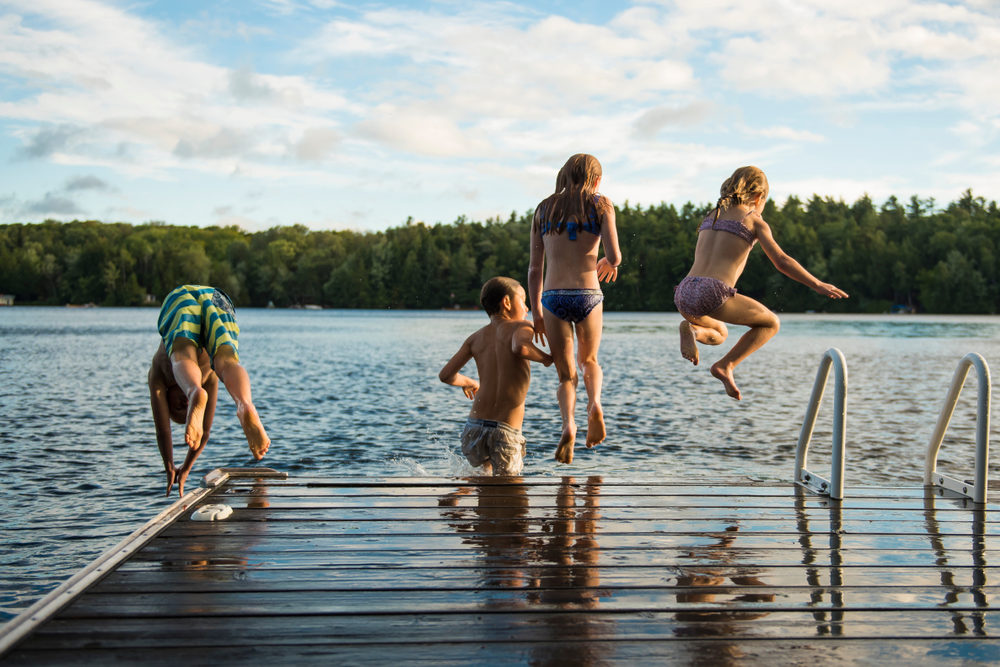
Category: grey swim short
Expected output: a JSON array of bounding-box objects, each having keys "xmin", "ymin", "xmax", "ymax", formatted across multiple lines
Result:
[{"xmin": 460, "ymin": 418, "xmax": 527, "ymax": 476}]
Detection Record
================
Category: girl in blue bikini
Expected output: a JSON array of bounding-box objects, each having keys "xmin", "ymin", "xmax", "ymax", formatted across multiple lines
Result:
[
  {"xmin": 674, "ymin": 166, "xmax": 848, "ymax": 400},
  {"xmin": 528, "ymin": 154, "xmax": 622, "ymax": 464}
]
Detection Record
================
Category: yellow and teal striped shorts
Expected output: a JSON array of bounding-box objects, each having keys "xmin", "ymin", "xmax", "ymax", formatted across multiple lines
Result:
[{"xmin": 157, "ymin": 285, "xmax": 240, "ymax": 363}]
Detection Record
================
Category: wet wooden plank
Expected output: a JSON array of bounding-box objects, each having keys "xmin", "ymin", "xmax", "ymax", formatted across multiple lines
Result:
[
  {"xmin": 4, "ymin": 474, "xmax": 999, "ymax": 665},
  {"xmin": 224, "ymin": 476, "xmax": 945, "ymax": 493},
  {"xmin": 5, "ymin": 638, "xmax": 1000, "ymax": 666},
  {"xmin": 211, "ymin": 484, "xmax": 989, "ymax": 508},
  {"xmin": 53, "ymin": 586, "xmax": 1000, "ymax": 617},
  {"xmin": 21, "ymin": 611, "xmax": 1000, "ymax": 649},
  {"xmin": 89, "ymin": 566, "xmax": 1000, "ymax": 593},
  {"xmin": 155, "ymin": 517, "xmax": 1000, "ymax": 536}
]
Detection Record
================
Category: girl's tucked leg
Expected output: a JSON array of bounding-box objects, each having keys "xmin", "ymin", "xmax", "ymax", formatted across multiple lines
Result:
[
  {"xmin": 575, "ymin": 304, "xmax": 606, "ymax": 448},
  {"xmin": 678, "ymin": 317, "xmax": 728, "ymax": 366},
  {"xmin": 707, "ymin": 295, "xmax": 780, "ymax": 400},
  {"xmin": 543, "ymin": 310, "xmax": 578, "ymax": 463}
]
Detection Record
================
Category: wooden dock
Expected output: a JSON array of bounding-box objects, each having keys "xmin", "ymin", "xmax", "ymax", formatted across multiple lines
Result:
[{"xmin": 2, "ymin": 469, "xmax": 999, "ymax": 665}]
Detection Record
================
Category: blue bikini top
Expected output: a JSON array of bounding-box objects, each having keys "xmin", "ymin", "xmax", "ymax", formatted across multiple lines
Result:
[
  {"xmin": 538, "ymin": 194, "xmax": 603, "ymax": 240},
  {"xmin": 699, "ymin": 210, "xmax": 756, "ymax": 245}
]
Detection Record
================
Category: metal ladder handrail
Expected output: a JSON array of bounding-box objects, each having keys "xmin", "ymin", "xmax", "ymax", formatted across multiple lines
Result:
[
  {"xmin": 795, "ymin": 348, "xmax": 847, "ymax": 500},
  {"xmin": 924, "ymin": 353, "xmax": 991, "ymax": 504}
]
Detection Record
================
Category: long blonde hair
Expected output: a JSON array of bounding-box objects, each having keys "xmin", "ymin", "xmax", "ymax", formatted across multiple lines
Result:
[
  {"xmin": 535, "ymin": 153, "xmax": 604, "ymax": 233},
  {"xmin": 713, "ymin": 165, "xmax": 769, "ymax": 224}
]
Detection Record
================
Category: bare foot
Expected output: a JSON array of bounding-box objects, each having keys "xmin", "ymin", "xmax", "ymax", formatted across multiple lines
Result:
[
  {"xmin": 184, "ymin": 388, "xmax": 208, "ymax": 449},
  {"xmin": 679, "ymin": 321, "xmax": 699, "ymax": 365},
  {"xmin": 238, "ymin": 403, "xmax": 270, "ymax": 460},
  {"xmin": 164, "ymin": 466, "xmax": 177, "ymax": 497},
  {"xmin": 710, "ymin": 362, "xmax": 741, "ymax": 400},
  {"xmin": 555, "ymin": 426, "xmax": 576, "ymax": 464},
  {"xmin": 586, "ymin": 404, "xmax": 606, "ymax": 448}
]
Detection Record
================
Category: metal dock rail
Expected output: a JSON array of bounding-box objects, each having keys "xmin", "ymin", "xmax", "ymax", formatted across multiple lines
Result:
[{"xmin": 1, "ymin": 468, "xmax": 998, "ymax": 665}]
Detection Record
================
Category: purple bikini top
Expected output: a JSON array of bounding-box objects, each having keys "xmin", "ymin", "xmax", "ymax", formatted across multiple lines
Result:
[{"xmin": 699, "ymin": 212, "xmax": 756, "ymax": 245}]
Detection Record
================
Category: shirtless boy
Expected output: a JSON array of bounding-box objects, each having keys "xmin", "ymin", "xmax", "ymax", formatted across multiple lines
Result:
[
  {"xmin": 148, "ymin": 284, "xmax": 269, "ymax": 496},
  {"xmin": 439, "ymin": 277, "xmax": 553, "ymax": 475}
]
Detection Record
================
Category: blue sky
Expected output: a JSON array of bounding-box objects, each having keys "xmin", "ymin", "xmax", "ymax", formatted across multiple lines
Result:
[{"xmin": 0, "ymin": 0, "xmax": 997, "ymax": 232}]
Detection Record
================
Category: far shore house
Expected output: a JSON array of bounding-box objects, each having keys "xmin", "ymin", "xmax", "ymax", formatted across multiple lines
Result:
[{"xmin": 0, "ymin": 294, "xmax": 13, "ymax": 306}]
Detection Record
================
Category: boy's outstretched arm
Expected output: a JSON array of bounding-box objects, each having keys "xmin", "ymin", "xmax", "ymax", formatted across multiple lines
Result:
[
  {"xmin": 148, "ymin": 365, "xmax": 178, "ymax": 496},
  {"xmin": 756, "ymin": 220, "xmax": 849, "ymax": 299},
  {"xmin": 512, "ymin": 323, "xmax": 553, "ymax": 366},
  {"xmin": 439, "ymin": 338, "xmax": 479, "ymax": 399}
]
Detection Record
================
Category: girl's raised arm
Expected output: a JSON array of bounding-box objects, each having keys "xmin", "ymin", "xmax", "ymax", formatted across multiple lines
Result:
[{"xmin": 755, "ymin": 218, "xmax": 848, "ymax": 299}]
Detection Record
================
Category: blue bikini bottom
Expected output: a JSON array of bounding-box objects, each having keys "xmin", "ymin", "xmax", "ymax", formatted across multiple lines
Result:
[{"xmin": 541, "ymin": 289, "xmax": 604, "ymax": 324}]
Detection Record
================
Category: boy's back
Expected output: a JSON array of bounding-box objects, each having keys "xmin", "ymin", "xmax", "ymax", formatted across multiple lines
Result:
[{"xmin": 465, "ymin": 318, "xmax": 534, "ymax": 429}]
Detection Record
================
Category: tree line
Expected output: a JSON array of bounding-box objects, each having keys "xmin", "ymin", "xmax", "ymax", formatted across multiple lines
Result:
[{"xmin": 1, "ymin": 190, "xmax": 997, "ymax": 313}]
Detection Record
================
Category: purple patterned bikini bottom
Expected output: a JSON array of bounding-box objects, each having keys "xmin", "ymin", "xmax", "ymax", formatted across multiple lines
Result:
[{"xmin": 673, "ymin": 276, "xmax": 737, "ymax": 318}]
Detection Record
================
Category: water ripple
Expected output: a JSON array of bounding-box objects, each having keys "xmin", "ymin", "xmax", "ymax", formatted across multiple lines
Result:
[{"xmin": 3, "ymin": 308, "xmax": 1000, "ymax": 621}]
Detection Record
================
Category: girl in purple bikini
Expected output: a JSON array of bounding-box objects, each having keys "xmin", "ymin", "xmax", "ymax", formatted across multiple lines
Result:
[
  {"xmin": 528, "ymin": 154, "xmax": 622, "ymax": 464},
  {"xmin": 674, "ymin": 165, "xmax": 848, "ymax": 400}
]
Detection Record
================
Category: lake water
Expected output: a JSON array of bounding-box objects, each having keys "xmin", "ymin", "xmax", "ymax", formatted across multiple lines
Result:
[{"xmin": 2, "ymin": 307, "xmax": 999, "ymax": 622}]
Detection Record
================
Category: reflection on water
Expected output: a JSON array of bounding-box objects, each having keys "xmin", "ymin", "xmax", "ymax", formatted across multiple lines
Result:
[
  {"xmin": 795, "ymin": 487, "xmax": 845, "ymax": 637},
  {"xmin": 161, "ymin": 482, "xmax": 270, "ymax": 573},
  {"xmin": 440, "ymin": 477, "xmax": 610, "ymax": 665},
  {"xmin": 670, "ymin": 521, "xmax": 776, "ymax": 666},
  {"xmin": 924, "ymin": 490, "xmax": 989, "ymax": 637},
  {"xmin": 3, "ymin": 308, "xmax": 1000, "ymax": 619},
  {"xmin": 436, "ymin": 480, "xmax": 995, "ymax": 660}
]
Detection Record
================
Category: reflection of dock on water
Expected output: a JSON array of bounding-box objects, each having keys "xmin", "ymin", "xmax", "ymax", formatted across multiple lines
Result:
[{"xmin": 2, "ymin": 469, "xmax": 999, "ymax": 664}]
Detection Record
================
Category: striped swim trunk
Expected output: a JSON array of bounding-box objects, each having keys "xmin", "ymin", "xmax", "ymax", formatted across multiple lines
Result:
[{"xmin": 157, "ymin": 285, "xmax": 239, "ymax": 363}]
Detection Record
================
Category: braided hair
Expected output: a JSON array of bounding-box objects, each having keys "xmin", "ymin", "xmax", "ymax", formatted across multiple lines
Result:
[{"xmin": 713, "ymin": 166, "xmax": 769, "ymax": 225}]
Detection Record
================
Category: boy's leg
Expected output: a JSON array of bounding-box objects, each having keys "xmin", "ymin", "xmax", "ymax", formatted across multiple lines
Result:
[
  {"xmin": 543, "ymin": 310, "xmax": 578, "ymax": 463},
  {"xmin": 706, "ymin": 295, "xmax": 780, "ymax": 400},
  {"xmin": 678, "ymin": 318, "xmax": 728, "ymax": 366},
  {"xmin": 213, "ymin": 347, "xmax": 270, "ymax": 459},
  {"xmin": 170, "ymin": 339, "xmax": 209, "ymax": 449},
  {"xmin": 575, "ymin": 304, "xmax": 606, "ymax": 448}
]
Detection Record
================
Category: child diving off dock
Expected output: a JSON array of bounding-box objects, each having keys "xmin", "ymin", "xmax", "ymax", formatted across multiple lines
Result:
[
  {"xmin": 439, "ymin": 277, "xmax": 553, "ymax": 476},
  {"xmin": 148, "ymin": 284, "xmax": 270, "ymax": 496},
  {"xmin": 674, "ymin": 166, "xmax": 848, "ymax": 400}
]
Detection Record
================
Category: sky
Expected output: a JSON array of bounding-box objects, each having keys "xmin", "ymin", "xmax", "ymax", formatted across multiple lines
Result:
[{"xmin": 0, "ymin": 0, "xmax": 998, "ymax": 232}]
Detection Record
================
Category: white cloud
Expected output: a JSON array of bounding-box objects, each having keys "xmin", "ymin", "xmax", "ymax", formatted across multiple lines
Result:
[
  {"xmin": 293, "ymin": 127, "xmax": 340, "ymax": 161},
  {"xmin": 355, "ymin": 107, "xmax": 491, "ymax": 158},
  {"xmin": 633, "ymin": 102, "xmax": 715, "ymax": 139},
  {"xmin": 0, "ymin": 0, "xmax": 353, "ymax": 179},
  {"xmin": 1, "ymin": 0, "xmax": 998, "ymax": 229}
]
